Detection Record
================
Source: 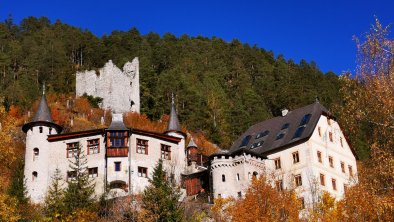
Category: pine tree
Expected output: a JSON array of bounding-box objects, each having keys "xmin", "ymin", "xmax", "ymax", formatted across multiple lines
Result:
[
  {"xmin": 7, "ymin": 159, "xmax": 28, "ymax": 204},
  {"xmin": 44, "ymin": 168, "xmax": 65, "ymax": 219},
  {"xmin": 142, "ymin": 159, "xmax": 183, "ymax": 222},
  {"xmin": 63, "ymin": 142, "xmax": 95, "ymax": 214}
]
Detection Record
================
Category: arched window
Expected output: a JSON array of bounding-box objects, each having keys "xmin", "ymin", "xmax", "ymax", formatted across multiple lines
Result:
[
  {"xmin": 222, "ymin": 174, "xmax": 226, "ymax": 182},
  {"xmin": 33, "ymin": 148, "xmax": 39, "ymax": 161},
  {"xmin": 253, "ymin": 171, "xmax": 258, "ymax": 178},
  {"xmin": 32, "ymin": 171, "xmax": 38, "ymax": 181},
  {"xmin": 39, "ymin": 127, "xmax": 43, "ymax": 133}
]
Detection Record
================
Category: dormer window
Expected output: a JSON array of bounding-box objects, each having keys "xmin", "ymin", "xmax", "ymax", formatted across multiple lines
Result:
[{"xmin": 109, "ymin": 131, "xmax": 127, "ymax": 147}]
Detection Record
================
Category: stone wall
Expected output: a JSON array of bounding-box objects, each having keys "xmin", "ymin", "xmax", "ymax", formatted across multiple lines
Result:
[{"xmin": 76, "ymin": 58, "xmax": 140, "ymax": 113}]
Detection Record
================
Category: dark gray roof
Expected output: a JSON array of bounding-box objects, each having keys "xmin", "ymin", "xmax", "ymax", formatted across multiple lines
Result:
[
  {"xmin": 33, "ymin": 95, "xmax": 53, "ymax": 122},
  {"xmin": 108, "ymin": 114, "xmax": 128, "ymax": 131},
  {"xmin": 167, "ymin": 98, "xmax": 181, "ymax": 132},
  {"xmin": 187, "ymin": 138, "xmax": 197, "ymax": 148},
  {"xmin": 229, "ymin": 102, "xmax": 330, "ymax": 155}
]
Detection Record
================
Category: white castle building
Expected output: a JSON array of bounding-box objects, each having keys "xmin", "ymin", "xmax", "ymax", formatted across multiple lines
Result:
[
  {"xmin": 22, "ymin": 59, "xmax": 358, "ymax": 207},
  {"xmin": 210, "ymin": 102, "xmax": 358, "ymax": 208},
  {"xmin": 23, "ymin": 92, "xmax": 186, "ymax": 203}
]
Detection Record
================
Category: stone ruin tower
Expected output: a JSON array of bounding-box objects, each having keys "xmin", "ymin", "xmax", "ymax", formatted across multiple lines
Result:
[{"xmin": 76, "ymin": 57, "xmax": 140, "ymax": 113}]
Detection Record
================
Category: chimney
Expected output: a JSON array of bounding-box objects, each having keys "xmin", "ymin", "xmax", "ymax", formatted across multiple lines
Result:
[{"xmin": 281, "ymin": 109, "xmax": 289, "ymax": 116}]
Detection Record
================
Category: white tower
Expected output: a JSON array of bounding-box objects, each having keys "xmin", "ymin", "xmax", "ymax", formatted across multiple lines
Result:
[
  {"xmin": 164, "ymin": 95, "xmax": 186, "ymax": 184},
  {"xmin": 22, "ymin": 93, "xmax": 62, "ymax": 203}
]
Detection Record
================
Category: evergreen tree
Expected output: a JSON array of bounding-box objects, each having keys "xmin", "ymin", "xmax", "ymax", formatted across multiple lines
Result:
[
  {"xmin": 7, "ymin": 159, "xmax": 28, "ymax": 204},
  {"xmin": 63, "ymin": 142, "xmax": 95, "ymax": 214},
  {"xmin": 142, "ymin": 159, "xmax": 183, "ymax": 222},
  {"xmin": 44, "ymin": 168, "xmax": 65, "ymax": 219}
]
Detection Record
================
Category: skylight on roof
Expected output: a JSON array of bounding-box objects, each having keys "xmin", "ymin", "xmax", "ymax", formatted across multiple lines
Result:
[
  {"xmin": 293, "ymin": 126, "xmax": 306, "ymax": 139},
  {"xmin": 300, "ymin": 114, "xmax": 312, "ymax": 126},
  {"xmin": 281, "ymin": 123, "xmax": 290, "ymax": 130},
  {"xmin": 255, "ymin": 130, "xmax": 269, "ymax": 139},
  {"xmin": 250, "ymin": 141, "xmax": 264, "ymax": 149},
  {"xmin": 276, "ymin": 132, "xmax": 285, "ymax": 140},
  {"xmin": 240, "ymin": 135, "xmax": 251, "ymax": 147}
]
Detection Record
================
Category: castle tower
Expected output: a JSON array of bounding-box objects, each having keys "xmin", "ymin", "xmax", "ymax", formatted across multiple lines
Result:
[
  {"xmin": 22, "ymin": 93, "xmax": 62, "ymax": 203},
  {"xmin": 186, "ymin": 138, "xmax": 198, "ymax": 166},
  {"xmin": 164, "ymin": 95, "xmax": 186, "ymax": 184}
]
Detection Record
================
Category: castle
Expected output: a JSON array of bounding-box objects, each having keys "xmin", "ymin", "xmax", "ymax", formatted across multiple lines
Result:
[{"xmin": 23, "ymin": 59, "xmax": 358, "ymax": 208}]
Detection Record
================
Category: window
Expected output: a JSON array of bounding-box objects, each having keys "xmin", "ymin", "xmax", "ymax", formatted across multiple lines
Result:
[
  {"xmin": 237, "ymin": 191, "xmax": 242, "ymax": 198},
  {"xmin": 87, "ymin": 139, "xmax": 99, "ymax": 154},
  {"xmin": 276, "ymin": 132, "xmax": 285, "ymax": 140},
  {"xmin": 218, "ymin": 194, "xmax": 222, "ymax": 198},
  {"xmin": 295, "ymin": 174, "xmax": 302, "ymax": 187},
  {"xmin": 318, "ymin": 127, "xmax": 322, "ymax": 137},
  {"xmin": 329, "ymin": 132, "xmax": 333, "ymax": 142},
  {"xmin": 348, "ymin": 166, "xmax": 353, "ymax": 177},
  {"xmin": 293, "ymin": 152, "xmax": 300, "ymax": 163},
  {"xmin": 236, "ymin": 173, "xmax": 240, "ymax": 181},
  {"xmin": 327, "ymin": 118, "xmax": 332, "ymax": 125},
  {"xmin": 276, "ymin": 180, "xmax": 283, "ymax": 192},
  {"xmin": 137, "ymin": 139, "xmax": 148, "ymax": 154},
  {"xmin": 255, "ymin": 130, "xmax": 269, "ymax": 139},
  {"xmin": 275, "ymin": 158, "xmax": 281, "ymax": 169},
  {"xmin": 32, "ymin": 171, "xmax": 38, "ymax": 181},
  {"xmin": 222, "ymin": 174, "xmax": 226, "ymax": 182},
  {"xmin": 281, "ymin": 123, "xmax": 290, "ymax": 130},
  {"xmin": 114, "ymin": 162, "xmax": 121, "ymax": 172},
  {"xmin": 161, "ymin": 144, "xmax": 171, "ymax": 160},
  {"xmin": 317, "ymin": 151, "xmax": 322, "ymax": 163},
  {"xmin": 293, "ymin": 126, "xmax": 306, "ymax": 139},
  {"xmin": 332, "ymin": 179, "xmax": 337, "ymax": 191},
  {"xmin": 253, "ymin": 172, "xmax": 258, "ymax": 178},
  {"xmin": 341, "ymin": 162, "xmax": 345, "ymax": 173},
  {"xmin": 320, "ymin": 174, "xmax": 325, "ymax": 186},
  {"xmin": 109, "ymin": 131, "xmax": 127, "ymax": 147},
  {"xmin": 300, "ymin": 114, "xmax": 312, "ymax": 126},
  {"xmin": 329, "ymin": 156, "xmax": 334, "ymax": 168},
  {"xmin": 88, "ymin": 167, "xmax": 98, "ymax": 178},
  {"xmin": 67, "ymin": 142, "xmax": 79, "ymax": 158},
  {"xmin": 33, "ymin": 148, "xmax": 39, "ymax": 161},
  {"xmin": 39, "ymin": 127, "xmax": 43, "ymax": 133},
  {"xmin": 240, "ymin": 135, "xmax": 251, "ymax": 147},
  {"xmin": 49, "ymin": 128, "xmax": 52, "ymax": 135},
  {"xmin": 340, "ymin": 137, "xmax": 343, "ymax": 147},
  {"xmin": 67, "ymin": 171, "xmax": 76, "ymax": 181},
  {"xmin": 138, "ymin": 167, "xmax": 148, "ymax": 178},
  {"xmin": 300, "ymin": 197, "xmax": 305, "ymax": 209}
]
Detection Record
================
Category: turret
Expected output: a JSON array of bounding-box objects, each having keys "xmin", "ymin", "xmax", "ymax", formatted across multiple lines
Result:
[
  {"xmin": 187, "ymin": 138, "xmax": 199, "ymax": 166},
  {"xmin": 22, "ymin": 91, "xmax": 62, "ymax": 203}
]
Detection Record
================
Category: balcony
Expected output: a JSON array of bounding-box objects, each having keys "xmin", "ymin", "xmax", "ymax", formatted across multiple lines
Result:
[{"xmin": 107, "ymin": 147, "xmax": 128, "ymax": 157}]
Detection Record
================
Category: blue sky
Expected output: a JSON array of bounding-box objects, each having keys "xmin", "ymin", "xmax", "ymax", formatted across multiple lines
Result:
[{"xmin": 1, "ymin": 0, "xmax": 393, "ymax": 74}]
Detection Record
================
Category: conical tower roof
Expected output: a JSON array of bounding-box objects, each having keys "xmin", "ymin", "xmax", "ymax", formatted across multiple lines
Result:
[
  {"xmin": 32, "ymin": 95, "xmax": 53, "ymax": 122},
  {"xmin": 187, "ymin": 138, "xmax": 198, "ymax": 148},
  {"xmin": 22, "ymin": 90, "xmax": 62, "ymax": 133},
  {"xmin": 167, "ymin": 95, "xmax": 181, "ymax": 132}
]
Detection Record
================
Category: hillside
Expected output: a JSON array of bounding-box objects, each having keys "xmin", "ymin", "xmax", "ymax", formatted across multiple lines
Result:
[{"xmin": 0, "ymin": 16, "xmax": 343, "ymax": 148}]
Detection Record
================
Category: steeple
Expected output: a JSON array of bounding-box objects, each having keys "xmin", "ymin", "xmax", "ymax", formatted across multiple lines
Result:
[
  {"xmin": 166, "ymin": 94, "xmax": 181, "ymax": 133},
  {"xmin": 187, "ymin": 138, "xmax": 198, "ymax": 148},
  {"xmin": 32, "ymin": 95, "xmax": 53, "ymax": 123},
  {"xmin": 22, "ymin": 92, "xmax": 62, "ymax": 133}
]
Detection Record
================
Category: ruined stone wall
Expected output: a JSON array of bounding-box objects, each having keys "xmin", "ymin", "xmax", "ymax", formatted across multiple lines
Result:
[{"xmin": 76, "ymin": 57, "xmax": 140, "ymax": 113}]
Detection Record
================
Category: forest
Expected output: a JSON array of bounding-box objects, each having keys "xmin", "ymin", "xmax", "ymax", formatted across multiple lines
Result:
[
  {"xmin": 0, "ymin": 16, "xmax": 392, "ymax": 221},
  {"xmin": 0, "ymin": 16, "xmax": 344, "ymax": 150}
]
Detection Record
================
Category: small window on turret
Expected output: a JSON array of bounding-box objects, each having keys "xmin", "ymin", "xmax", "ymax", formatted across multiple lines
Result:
[
  {"xmin": 32, "ymin": 171, "xmax": 38, "ymax": 181},
  {"xmin": 49, "ymin": 128, "xmax": 52, "ymax": 135},
  {"xmin": 39, "ymin": 127, "xmax": 43, "ymax": 133},
  {"xmin": 33, "ymin": 148, "xmax": 39, "ymax": 161}
]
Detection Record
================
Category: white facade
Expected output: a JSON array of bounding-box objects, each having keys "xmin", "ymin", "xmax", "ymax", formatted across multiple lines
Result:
[
  {"xmin": 211, "ymin": 115, "xmax": 358, "ymax": 206},
  {"xmin": 24, "ymin": 123, "xmax": 186, "ymax": 203}
]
